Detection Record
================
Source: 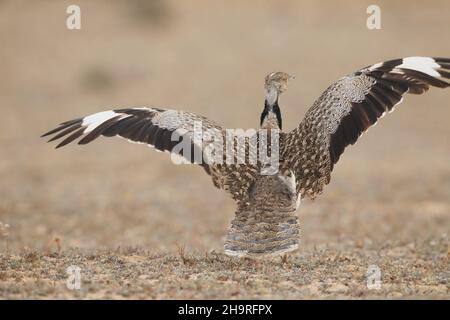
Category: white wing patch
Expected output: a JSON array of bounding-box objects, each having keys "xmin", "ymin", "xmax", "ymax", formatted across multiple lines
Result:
[
  {"xmin": 82, "ymin": 110, "xmax": 123, "ymax": 133},
  {"xmin": 397, "ymin": 57, "xmax": 441, "ymax": 78}
]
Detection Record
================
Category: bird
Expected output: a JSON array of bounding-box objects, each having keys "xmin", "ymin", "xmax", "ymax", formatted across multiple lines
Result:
[{"xmin": 42, "ymin": 56, "xmax": 450, "ymax": 257}]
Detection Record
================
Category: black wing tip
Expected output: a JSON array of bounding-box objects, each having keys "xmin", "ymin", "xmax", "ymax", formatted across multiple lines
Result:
[
  {"xmin": 47, "ymin": 135, "xmax": 61, "ymax": 143},
  {"xmin": 434, "ymin": 57, "xmax": 450, "ymax": 64},
  {"xmin": 77, "ymin": 139, "xmax": 90, "ymax": 145},
  {"xmin": 41, "ymin": 126, "xmax": 63, "ymax": 138},
  {"xmin": 59, "ymin": 118, "xmax": 83, "ymax": 126},
  {"xmin": 41, "ymin": 118, "xmax": 83, "ymax": 138},
  {"xmin": 42, "ymin": 121, "xmax": 85, "ymax": 148}
]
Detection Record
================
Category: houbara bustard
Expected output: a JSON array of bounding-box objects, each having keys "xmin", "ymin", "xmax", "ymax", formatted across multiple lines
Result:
[{"xmin": 43, "ymin": 57, "xmax": 450, "ymax": 257}]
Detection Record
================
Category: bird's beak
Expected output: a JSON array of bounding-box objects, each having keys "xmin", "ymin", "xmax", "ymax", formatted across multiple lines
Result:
[{"xmin": 289, "ymin": 74, "xmax": 296, "ymax": 80}]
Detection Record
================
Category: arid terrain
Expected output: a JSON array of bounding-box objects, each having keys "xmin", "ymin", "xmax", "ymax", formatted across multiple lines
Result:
[{"xmin": 0, "ymin": 0, "xmax": 449, "ymax": 299}]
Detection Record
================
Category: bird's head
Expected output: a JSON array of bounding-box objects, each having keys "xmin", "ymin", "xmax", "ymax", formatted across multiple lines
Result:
[
  {"xmin": 265, "ymin": 72, "xmax": 295, "ymax": 95},
  {"xmin": 261, "ymin": 72, "xmax": 294, "ymax": 130}
]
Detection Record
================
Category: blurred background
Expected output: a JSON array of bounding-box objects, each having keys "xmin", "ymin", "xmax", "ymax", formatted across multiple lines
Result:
[{"xmin": 1, "ymin": 0, "xmax": 449, "ymax": 254}]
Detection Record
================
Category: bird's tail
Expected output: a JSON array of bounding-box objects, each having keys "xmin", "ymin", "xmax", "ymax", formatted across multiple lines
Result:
[{"xmin": 224, "ymin": 207, "xmax": 299, "ymax": 257}]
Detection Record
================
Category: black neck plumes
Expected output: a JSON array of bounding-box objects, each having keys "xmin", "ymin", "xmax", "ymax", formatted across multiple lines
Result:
[{"xmin": 260, "ymin": 99, "xmax": 282, "ymax": 130}]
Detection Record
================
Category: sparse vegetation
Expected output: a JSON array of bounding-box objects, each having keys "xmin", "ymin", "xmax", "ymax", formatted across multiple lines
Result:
[{"xmin": 0, "ymin": 241, "xmax": 449, "ymax": 299}]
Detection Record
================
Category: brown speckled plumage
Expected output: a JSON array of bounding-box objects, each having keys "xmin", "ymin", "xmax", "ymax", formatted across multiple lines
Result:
[{"xmin": 43, "ymin": 57, "xmax": 450, "ymax": 257}]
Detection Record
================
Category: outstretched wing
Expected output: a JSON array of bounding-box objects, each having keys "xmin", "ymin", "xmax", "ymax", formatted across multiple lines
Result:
[
  {"xmin": 281, "ymin": 57, "xmax": 450, "ymax": 199},
  {"xmin": 42, "ymin": 107, "xmax": 259, "ymax": 202}
]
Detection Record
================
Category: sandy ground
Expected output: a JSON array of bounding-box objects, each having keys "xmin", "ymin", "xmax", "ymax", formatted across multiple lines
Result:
[{"xmin": 0, "ymin": 0, "xmax": 449, "ymax": 299}]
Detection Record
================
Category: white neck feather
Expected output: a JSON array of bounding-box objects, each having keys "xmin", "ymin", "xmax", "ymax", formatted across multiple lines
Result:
[{"xmin": 265, "ymin": 87, "xmax": 279, "ymax": 106}]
